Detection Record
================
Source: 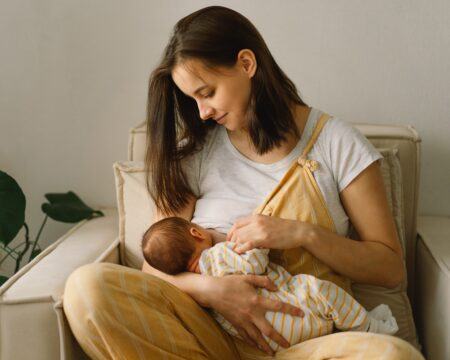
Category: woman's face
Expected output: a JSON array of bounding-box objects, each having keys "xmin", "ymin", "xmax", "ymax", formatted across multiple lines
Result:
[{"xmin": 171, "ymin": 49, "xmax": 257, "ymax": 132}]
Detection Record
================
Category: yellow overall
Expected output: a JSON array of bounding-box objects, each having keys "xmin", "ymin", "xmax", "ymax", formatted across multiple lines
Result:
[
  {"xmin": 253, "ymin": 113, "xmax": 352, "ymax": 296},
  {"xmin": 63, "ymin": 113, "xmax": 424, "ymax": 359}
]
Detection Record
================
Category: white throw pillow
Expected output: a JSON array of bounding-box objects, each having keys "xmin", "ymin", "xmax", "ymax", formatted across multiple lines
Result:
[{"xmin": 113, "ymin": 161, "xmax": 153, "ymax": 270}]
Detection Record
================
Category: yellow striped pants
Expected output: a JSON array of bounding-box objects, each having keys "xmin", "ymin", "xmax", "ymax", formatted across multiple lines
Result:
[{"xmin": 63, "ymin": 263, "xmax": 425, "ymax": 360}]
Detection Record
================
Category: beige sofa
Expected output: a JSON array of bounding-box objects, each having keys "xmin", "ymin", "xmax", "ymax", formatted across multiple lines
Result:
[{"xmin": 0, "ymin": 121, "xmax": 448, "ymax": 360}]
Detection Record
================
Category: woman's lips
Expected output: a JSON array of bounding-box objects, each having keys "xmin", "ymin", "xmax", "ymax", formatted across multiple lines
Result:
[{"xmin": 216, "ymin": 113, "xmax": 227, "ymax": 124}]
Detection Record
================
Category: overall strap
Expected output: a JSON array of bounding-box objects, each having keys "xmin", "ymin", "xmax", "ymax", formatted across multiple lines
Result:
[{"xmin": 297, "ymin": 113, "xmax": 331, "ymax": 171}]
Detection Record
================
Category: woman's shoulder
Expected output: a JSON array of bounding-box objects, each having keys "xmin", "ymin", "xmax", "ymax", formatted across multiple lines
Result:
[
  {"xmin": 316, "ymin": 112, "xmax": 374, "ymax": 153},
  {"xmin": 313, "ymin": 111, "xmax": 383, "ymax": 192},
  {"xmin": 321, "ymin": 114, "xmax": 356, "ymax": 139}
]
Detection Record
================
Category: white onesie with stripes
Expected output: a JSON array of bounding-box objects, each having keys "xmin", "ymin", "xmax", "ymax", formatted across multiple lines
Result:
[{"xmin": 199, "ymin": 242, "xmax": 399, "ymax": 352}]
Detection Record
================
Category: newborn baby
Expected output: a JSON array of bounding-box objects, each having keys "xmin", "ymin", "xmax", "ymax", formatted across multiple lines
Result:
[{"xmin": 142, "ymin": 216, "xmax": 398, "ymax": 352}]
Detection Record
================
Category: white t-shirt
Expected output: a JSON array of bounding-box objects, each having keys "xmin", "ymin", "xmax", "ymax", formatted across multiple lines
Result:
[{"xmin": 183, "ymin": 107, "xmax": 383, "ymax": 237}]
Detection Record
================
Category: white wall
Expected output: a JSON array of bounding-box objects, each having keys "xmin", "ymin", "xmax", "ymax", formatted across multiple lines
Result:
[{"xmin": 1, "ymin": 0, "xmax": 449, "ymax": 275}]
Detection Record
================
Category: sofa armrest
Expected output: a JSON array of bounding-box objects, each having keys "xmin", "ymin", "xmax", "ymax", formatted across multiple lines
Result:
[
  {"xmin": 0, "ymin": 207, "xmax": 119, "ymax": 360},
  {"xmin": 0, "ymin": 207, "xmax": 119, "ymax": 303},
  {"xmin": 415, "ymin": 215, "xmax": 450, "ymax": 360}
]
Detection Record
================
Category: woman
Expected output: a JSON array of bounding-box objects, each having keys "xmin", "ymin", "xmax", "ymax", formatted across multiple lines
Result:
[{"xmin": 63, "ymin": 6, "xmax": 424, "ymax": 359}]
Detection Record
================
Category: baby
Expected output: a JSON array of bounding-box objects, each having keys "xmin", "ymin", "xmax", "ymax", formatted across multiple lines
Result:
[{"xmin": 142, "ymin": 216, "xmax": 399, "ymax": 352}]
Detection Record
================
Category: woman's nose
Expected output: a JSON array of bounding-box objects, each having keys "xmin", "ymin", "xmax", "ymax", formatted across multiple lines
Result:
[{"xmin": 198, "ymin": 102, "xmax": 214, "ymax": 121}]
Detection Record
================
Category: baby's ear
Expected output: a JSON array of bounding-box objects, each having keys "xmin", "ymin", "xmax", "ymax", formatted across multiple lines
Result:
[
  {"xmin": 189, "ymin": 226, "xmax": 205, "ymax": 240},
  {"xmin": 189, "ymin": 226, "xmax": 202, "ymax": 239}
]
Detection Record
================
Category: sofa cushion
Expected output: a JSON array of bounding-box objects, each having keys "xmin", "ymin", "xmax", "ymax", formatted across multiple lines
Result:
[
  {"xmin": 113, "ymin": 148, "xmax": 420, "ymax": 349},
  {"xmin": 113, "ymin": 162, "xmax": 154, "ymax": 269}
]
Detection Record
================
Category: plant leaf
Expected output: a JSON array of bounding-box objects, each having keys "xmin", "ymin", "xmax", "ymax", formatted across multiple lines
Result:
[
  {"xmin": 41, "ymin": 191, "xmax": 104, "ymax": 223},
  {"xmin": 44, "ymin": 192, "xmax": 88, "ymax": 206},
  {"xmin": 0, "ymin": 275, "xmax": 9, "ymax": 287},
  {"xmin": 30, "ymin": 248, "xmax": 42, "ymax": 261},
  {"xmin": 0, "ymin": 171, "xmax": 26, "ymax": 246}
]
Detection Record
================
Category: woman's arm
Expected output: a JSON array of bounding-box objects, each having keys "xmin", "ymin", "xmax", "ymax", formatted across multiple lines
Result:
[
  {"xmin": 142, "ymin": 260, "xmax": 214, "ymax": 306},
  {"xmin": 227, "ymin": 161, "xmax": 405, "ymax": 289},
  {"xmin": 301, "ymin": 161, "xmax": 405, "ymax": 288}
]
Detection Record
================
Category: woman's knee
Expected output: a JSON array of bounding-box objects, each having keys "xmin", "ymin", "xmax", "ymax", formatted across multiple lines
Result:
[
  {"xmin": 64, "ymin": 263, "xmax": 114, "ymax": 312},
  {"xmin": 64, "ymin": 262, "xmax": 169, "ymax": 313}
]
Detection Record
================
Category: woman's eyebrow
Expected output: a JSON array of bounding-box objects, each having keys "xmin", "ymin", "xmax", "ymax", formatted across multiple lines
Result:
[
  {"xmin": 193, "ymin": 85, "xmax": 209, "ymax": 95},
  {"xmin": 180, "ymin": 85, "xmax": 209, "ymax": 98}
]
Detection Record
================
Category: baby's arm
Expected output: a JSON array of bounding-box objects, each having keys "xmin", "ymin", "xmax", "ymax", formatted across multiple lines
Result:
[
  {"xmin": 200, "ymin": 243, "xmax": 269, "ymax": 276},
  {"xmin": 237, "ymin": 247, "xmax": 270, "ymax": 274}
]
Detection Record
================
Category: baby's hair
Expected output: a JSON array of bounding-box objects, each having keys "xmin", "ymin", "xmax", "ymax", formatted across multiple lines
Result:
[{"xmin": 141, "ymin": 216, "xmax": 196, "ymax": 275}]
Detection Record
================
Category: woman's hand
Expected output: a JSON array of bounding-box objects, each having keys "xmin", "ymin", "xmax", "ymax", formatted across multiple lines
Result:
[
  {"xmin": 226, "ymin": 214, "xmax": 315, "ymax": 254},
  {"xmin": 205, "ymin": 274, "xmax": 304, "ymax": 356}
]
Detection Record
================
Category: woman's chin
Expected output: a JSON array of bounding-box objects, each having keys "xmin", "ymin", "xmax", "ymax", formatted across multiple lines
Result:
[
  {"xmin": 222, "ymin": 122, "xmax": 234, "ymax": 131},
  {"xmin": 223, "ymin": 122, "xmax": 243, "ymax": 132}
]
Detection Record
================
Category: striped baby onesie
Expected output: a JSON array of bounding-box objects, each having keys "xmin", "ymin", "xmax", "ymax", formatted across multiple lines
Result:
[{"xmin": 198, "ymin": 242, "xmax": 399, "ymax": 352}]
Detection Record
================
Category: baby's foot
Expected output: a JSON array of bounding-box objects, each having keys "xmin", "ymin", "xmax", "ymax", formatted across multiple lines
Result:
[
  {"xmin": 367, "ymin": 305, "xmax": 399, "ymax": 335},
  {"xmin": 369, "ymin": 304, "xmax": 392, "ymax": 321}
]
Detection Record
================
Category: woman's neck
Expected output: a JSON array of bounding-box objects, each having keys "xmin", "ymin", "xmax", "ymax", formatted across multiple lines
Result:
[{"xmin": 226, "ymin": 105, "xmax": 310, "ymax": 164}]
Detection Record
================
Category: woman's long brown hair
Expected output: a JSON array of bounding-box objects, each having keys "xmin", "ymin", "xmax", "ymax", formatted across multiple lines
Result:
[{"xmin": 145, "ymin": 5, "xmax": 308, "ymax": 216}]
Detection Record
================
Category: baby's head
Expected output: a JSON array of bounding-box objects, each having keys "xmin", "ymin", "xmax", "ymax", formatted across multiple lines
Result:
[{"xmin": 141, "ymin": 217, "xmax": 213, "ymax": 275}]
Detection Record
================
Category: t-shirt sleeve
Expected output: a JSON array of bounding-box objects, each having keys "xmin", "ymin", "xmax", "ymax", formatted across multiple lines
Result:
[{"xmin": 323, "ymin": 117, "xmax": 383, "ymax": 193}]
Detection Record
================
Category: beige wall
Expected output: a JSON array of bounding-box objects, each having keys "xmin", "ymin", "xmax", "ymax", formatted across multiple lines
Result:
[{"xmin": 1, "ymin": 0, "xmax": 449, "ymax": 275}]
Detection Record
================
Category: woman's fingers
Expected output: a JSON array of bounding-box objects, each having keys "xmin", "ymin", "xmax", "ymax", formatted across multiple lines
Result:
[
  {"xmin": 252, "ymin": 316, "xmax": 290, "ymax": 350},
  {"xmin": 233, "ymin": 241, "xmax": 254, "ymax": 254},
  {"xmin": 258, "ymin": 296, "xmax": 304, "ymax": 317},
  {"xmin": 228, "ymin": 232, "xmax": 259, "ymax": 251},
  {"xmin": 244, "ymin": 275, "xmax": 278, "ymax": 292},
  {"xmin": 235, "ymin": 326, "xmax": 258, "ymax": 348},
  {"xmin": 226, "ymin": 216, "xmax": 253, "ymax": 241},
  {"xmin": 244, "ymin": 322, "xmax": 275, "ymax": 356}
]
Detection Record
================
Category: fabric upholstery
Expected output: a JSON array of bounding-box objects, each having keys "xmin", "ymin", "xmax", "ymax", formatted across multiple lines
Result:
[
  {"xmin": 416, "ymin": 216, "xmax": 450, "ymax": 360},
  {"xmin": 0, "ymin": 208, "xmax": 119, "ymax": 360}
]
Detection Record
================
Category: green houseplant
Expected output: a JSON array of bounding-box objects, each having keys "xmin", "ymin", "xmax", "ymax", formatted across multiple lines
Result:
[{"xmin": 0, "ymin": 170, "xmax": 104, "ymax": 286}]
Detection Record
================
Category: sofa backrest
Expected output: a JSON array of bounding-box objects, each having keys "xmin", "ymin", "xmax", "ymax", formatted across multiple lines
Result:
[{"xmin": 127, "ymin": 120, "xmax": 422, "ymax": 302}]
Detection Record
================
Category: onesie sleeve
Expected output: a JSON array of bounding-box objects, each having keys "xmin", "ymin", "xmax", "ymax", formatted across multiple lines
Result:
[
  {"xmin": 323, "ymin": 117, "xmax": 383, "ymax": 193},
  {"xmin": 238, "ymin": 247, "xmax": 270, "ymax": 274},
  {"xmin": 198, "ymin": 243, "xmax": 269, "ymax": 276}
]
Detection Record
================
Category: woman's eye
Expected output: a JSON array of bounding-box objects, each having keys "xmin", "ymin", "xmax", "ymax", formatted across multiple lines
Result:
[{"xmin": 203, "ymin": 91, "xmax": 214, "ymax": 99}]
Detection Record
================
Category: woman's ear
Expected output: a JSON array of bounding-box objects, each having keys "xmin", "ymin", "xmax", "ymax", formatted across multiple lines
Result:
[{"xmin": 237, "ymin": 49, "xmax": 257, "ymax": 78}]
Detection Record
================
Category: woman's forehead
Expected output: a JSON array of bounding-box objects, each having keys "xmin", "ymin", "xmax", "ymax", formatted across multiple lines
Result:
[
  {"xmin": 172, "ymin": 59, "xmax": 233, "ymax": 96},
  {"xmin": 172, "ymin": 63, "xmax": 205, "ymax": 84},
  {"xmin": 172, "ymin": 61, "xmax": 209, "ymax": 92}
]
